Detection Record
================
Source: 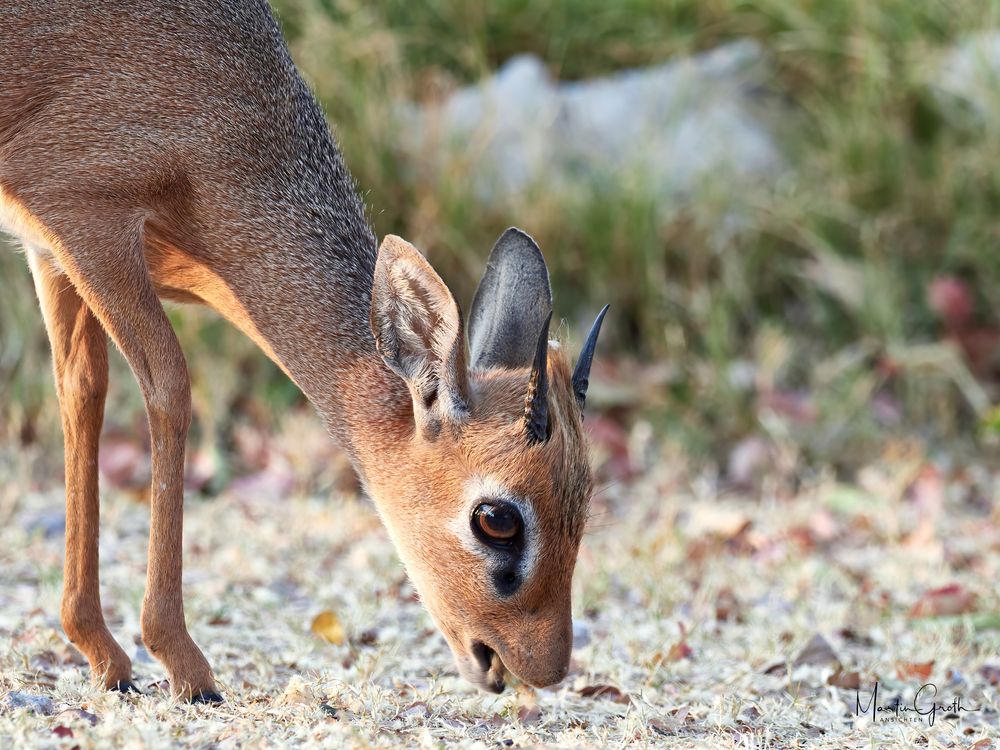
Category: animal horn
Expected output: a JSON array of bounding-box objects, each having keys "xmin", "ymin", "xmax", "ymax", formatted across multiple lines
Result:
[
  {"xmin": 523, "ymin": 312, "xmax": 552, "ymax": 445},
  {"xmin": 571, "ymin": 304, "xmax": 609, "ymax": 411}
]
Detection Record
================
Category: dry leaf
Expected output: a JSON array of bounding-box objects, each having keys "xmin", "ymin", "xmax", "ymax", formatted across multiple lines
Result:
[
  {"xmin": 514, "ymin": 685, "xmax": 541, "ymax": 724},
  {"xmin": 278, "ymin": 676, "xmax": 316, "ymax": 706},
  {"xmin": 649, "ymin": 706, "xmax": 690, "ymax": 735},
  {"xmin": 310, "ymin": 610, "xmax": 346, "ymax": 645},
  {"xmin": 56, "ymin": 708, "xmax": 99, "ymax": 726},
  {"xmin": 649, "ymin": 718, "xmax": 673, "ymax": 736},
  {"xmin": 579, "ymin": 684, "xmax": 631, "ymax": 705},
  {"xmin": 667, "ymin": 639, "xmax": 694, "ymax": 662},
  {"xmin": 967, "ymin": 739, "xmax": 993, "ymax": 750},
  {"xmin": 517, "ymin": 703, "xmax": 542, "ymax": 724},
  {"xmin": 687, "ymin": 506, "xmax": 750, "ymax": 539},
  {"xmin": 837, "ymin": 628, "xmax": 875, "ymax": 647},
  {"xmin": 909, "ymin": 584, "xmax": 977, "ymax": 618},
  {"xmin": 979, "ymin": 663, "xmax": 1000, "ymax": 686},
  {"xmin": 762, "ymin": 660, "xmax": 786, "ymax": 675},
  {"xmin": 897, "ymin": 661, "xmax": 934, "ymax": 681},
  {"xmin": 827, "ymin": 668, "xmax": 861, "ymax": 689},
  {"xmin": 715, "ymin": 588, "xmax": 742, "ymax": 622},
  {"xmin": 792, "ymin": 634, "xmax": 839, "ymax": 668}
]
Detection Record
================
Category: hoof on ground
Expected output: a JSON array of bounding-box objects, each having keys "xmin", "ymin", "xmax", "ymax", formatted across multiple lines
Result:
[
  {"xmin": 190, "ymin": 690, "xmax": 224, "ymax": 704},
  {"xmin": 110, "ymin": 681, "xmax": 143, "ymax": 694}
]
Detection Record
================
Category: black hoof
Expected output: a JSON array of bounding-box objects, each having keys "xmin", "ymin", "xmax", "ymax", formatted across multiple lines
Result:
[
  {"xmin": 111, "ymin": 680, "xmax": 143, "ymax": 694},
  {"xmin": 190, "ymin": 690, "xmax": 224, "ymax": 704}
]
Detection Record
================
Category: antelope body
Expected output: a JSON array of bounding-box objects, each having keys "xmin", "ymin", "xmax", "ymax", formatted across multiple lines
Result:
[{"xmin": 0, "ymin": 0, "xmax": 606, "ymax": 700}]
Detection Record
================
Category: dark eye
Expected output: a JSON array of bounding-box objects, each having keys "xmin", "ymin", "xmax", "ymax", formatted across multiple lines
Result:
[{"xmin": 472, "ymin": 502, "xmax": 522, "ymax": 547}]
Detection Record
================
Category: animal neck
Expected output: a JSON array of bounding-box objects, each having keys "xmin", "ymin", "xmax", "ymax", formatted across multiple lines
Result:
[{"xmin": 215, "ymin": 222, "xmax": 413, "ymax": 474}]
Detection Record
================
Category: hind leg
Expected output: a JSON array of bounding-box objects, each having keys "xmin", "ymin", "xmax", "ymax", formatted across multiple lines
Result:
[{"xmin": 28, "ymin": 249, "xmax": 136, "ymax": 692}]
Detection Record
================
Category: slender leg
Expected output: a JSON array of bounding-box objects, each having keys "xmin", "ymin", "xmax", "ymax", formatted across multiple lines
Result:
[
  {"xmin": 39, "ymin": 219, "xmax": 219, "ymax": 702},
  {"xmin": 27, "ymin": 249, "xmax": 136, "ymax": 692}
]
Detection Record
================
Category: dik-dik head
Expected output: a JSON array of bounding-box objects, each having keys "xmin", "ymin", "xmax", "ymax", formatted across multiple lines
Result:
[{"xmin": 367, "ymin": 228, "xmax": 607, "ymax": 692}]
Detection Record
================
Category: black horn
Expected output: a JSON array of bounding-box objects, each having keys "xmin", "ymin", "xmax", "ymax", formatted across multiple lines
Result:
[
  {"xmin": 523, "ymin": 312, "xmax": 552, "ymax": 445},
  {"xmin": 571, "ymin": 305, "xmax": 609, "ymax": 411}
]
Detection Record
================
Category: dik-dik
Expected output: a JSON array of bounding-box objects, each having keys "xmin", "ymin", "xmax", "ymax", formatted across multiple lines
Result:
[{"xmin": 0, "ymin": 1, "xmax": 607, "ymax": 702}]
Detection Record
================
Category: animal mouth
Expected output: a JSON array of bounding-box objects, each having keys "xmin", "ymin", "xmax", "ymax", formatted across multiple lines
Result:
[{"xmin": 471, "ymin": 641, "xmax": 508, "ymax": 693}]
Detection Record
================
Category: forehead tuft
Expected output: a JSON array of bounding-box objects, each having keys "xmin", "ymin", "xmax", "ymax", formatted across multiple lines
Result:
[{"xmin": 461, "ymin": 347, "xmax": 593, "ymax": 536}]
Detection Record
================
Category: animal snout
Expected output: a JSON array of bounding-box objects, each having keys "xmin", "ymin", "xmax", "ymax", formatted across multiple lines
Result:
[{"xmin": 497, "ymin": 612, "xmax": 573, "ymax": 688}]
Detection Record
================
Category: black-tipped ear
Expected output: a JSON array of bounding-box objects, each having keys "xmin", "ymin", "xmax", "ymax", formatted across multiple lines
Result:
[
  {"xmin": 572, "ymin": 305, "xmax": 609, "ymax": 412},
  {"xmin": 469, "ymin": 228, "xmax": 552, "ymax": 370}
]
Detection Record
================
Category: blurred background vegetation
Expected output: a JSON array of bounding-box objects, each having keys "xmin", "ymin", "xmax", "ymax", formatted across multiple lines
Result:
[{"xmin": 2, "ymin": 0, "xmax": 999, "ymax": 490}]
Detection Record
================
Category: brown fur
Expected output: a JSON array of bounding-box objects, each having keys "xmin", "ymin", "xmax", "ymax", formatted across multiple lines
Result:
[{"xmin": 0, "ymin": 1, "xmax": 594, "ymax": 698}]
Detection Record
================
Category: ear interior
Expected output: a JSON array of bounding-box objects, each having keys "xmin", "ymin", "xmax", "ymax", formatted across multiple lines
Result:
[
  {"xmin": 468, "ymin": 228, "xmax": 553, "ymax": 370},
  {"xmin": 371, "ymin": 235, "xmax": 469, "ymax": 426}
]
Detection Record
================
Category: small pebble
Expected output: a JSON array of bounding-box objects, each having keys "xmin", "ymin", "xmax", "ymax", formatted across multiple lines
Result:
[{"xmin": 4, "ymin": 692, "xmax": 55, "ymax": 715}]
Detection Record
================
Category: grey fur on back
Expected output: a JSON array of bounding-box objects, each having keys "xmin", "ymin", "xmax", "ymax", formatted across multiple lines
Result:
[
  {"xmin": 468, "ymin": 228, "xmax": 553, "ymax": 371},
  {"xmin": 0, "ymin": 0, "xmax": 381, "ymax": 445},
  {"xmin": 0, "ymin": 0, "xmax": 376, "ymax": 311}
]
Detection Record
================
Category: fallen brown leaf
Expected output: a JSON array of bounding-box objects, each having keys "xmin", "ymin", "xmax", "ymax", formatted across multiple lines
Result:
[
  {"xmin": 792, "ymin": 634, "xmax": 839, "ymax": 668},
  {"xmin": 762, "ymin": 660, "xmax": 786, "ymax": 675},
  {"xmin": 897, "ymin": 661, "xmax": 934, "ymax": 681},
  {"xmin": 56, "ymin": 708, "xmax": 99, "ymax": 726},
  {"xmin": 649, "ymin": 718, "xmax": 672, "ymax": 736},
  {"xmin": 517, "ymin": 703, "xmax": 542, "ymax": 724},
  {"xmin": 648, "ymin": 705, "xmax": 690, "ymax": 735},
  {"xmin": 687, "ymin": 506, "xmax": 751, "ymax": 539},
  {"xmin": 979, "ymin": 663, "xmax": 1000, "ymax": 686},
  {"xmin": 579, "ymin": 684, "xmax": 631, "ymax": 705},
  {"xmin": 715, "ymin": 587, "xmax": 742, "ymax": 622},
  {"xmin": 667, "ymin": 639, "xmax": 694, "ymax": 662},
  {"xmin": 909, "ymin": 584, "xmax": 977, "ymax": 618},
  {"xmin": 827, "ymin": 668, "xmax": 861, "ymax": 689},
  {"xmin": 310, "ymin": 610, "xmax": 346, "ymax": 645}
]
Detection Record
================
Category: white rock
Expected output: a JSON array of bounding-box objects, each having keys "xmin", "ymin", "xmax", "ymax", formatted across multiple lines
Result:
[
  {"xmin": 933, "ymin": 31, "xmax": 1000, "ymax": 117},
  {"xmin": 400, "ymin": 41, "xmax": 783, "ymax": 205},
  {"xmin": 2, "ymin": 691, "xmax": 55, "ymax": 715}
]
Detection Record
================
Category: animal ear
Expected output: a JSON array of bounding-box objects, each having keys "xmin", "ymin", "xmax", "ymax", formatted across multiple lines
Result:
[
  {"xmin": 371, "ymin": 235, "xmax": 469, "ymax": 430},
  {"xmin": 468, "ymin": 228, "xmax": 553, "ymax": 370}
]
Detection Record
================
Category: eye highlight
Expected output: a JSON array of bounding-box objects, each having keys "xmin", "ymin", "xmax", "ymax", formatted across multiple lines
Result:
[{"xmin": 471, "ymin": 502, "xmax": 522, "ymax": 548}]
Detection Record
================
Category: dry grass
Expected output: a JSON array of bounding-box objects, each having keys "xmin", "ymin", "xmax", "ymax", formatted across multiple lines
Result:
[{"xmin": 1, "ymin": 425, "xmax": 999, "ymax": 749}]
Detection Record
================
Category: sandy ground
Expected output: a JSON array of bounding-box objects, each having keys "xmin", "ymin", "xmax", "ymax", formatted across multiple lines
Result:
[{"xmin": 1, "ymin": 434, "xmax": 999, "ymax": 749}]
